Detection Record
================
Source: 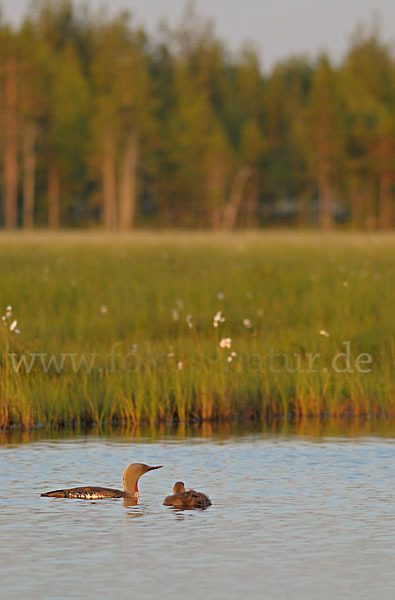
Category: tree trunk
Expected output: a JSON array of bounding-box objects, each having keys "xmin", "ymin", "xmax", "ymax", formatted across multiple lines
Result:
[
  {"xmin": 364, "ymin": 178, "xmax": 377, "ymax": 230},
  {"xmin": 318, "ymin": 158, "xmax": 333, "ymax": 230},
  {"xmin": 207, "ymin": 158, "xmax": 227, "ymax": 230},
  {"xmin": 48, "ymin": 165, "xmax": 60, "ymax": 228},
  {"xmin": 23, "ymin": 124, "xmax": 37, "ymax": 229},
  {"xmin": 4, "ymin": 56, "xmax": 18, "ymax": 229},
  {"xmin": 379, "ymin": 171, "xmax": 392, "ymax": 230},
  {"xmin": 101, "ymin": 126, "xmax": 117, "ymax": 230},
  {"xmin": 119, "ymin": 132, "xmax": 138, "ymax": 230},
  {"xmin": 245, "ymin": 170, "xmax": 259, "ymax": 227},
  {"xmin": 350, "ymin": 184, "xmax": 363, "ymax": 230},
  {"xmin": 221, "ymin": 166, "xmax": 252, "ymax": 230}
]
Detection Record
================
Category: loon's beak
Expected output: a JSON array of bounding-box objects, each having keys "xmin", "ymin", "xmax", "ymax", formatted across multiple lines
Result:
[{"xmin": 147, "ymin": 465, "xmax": 163, "ymax": 471}]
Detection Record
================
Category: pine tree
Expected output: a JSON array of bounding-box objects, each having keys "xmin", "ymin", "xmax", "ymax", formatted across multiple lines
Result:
[
  {"xmin": 306, "ymin": 55, "xmax": 345, "ymax": 229},
  {"xmin": 1, "ymin": 30, "xmax": 19, "ymax": 228}
]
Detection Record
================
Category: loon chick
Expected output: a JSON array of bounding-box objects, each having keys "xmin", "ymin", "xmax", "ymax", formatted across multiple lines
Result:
[
  {"xmin": 41, "ymin": 463, "xmax": 162, "ymax": 499},
  {"xmin": 163, "ymin": 481, "xmax": 211, "ymax": 509}
]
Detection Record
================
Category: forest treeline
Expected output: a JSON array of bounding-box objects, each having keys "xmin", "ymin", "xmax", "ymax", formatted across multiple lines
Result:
[{"xmin": 0, "ymin": 1, "xmax": 394, "ymax": 229}]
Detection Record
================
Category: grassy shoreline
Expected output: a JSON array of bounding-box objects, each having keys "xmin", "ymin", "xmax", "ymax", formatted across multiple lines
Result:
[{"xmin": 1, "ymin": 232, "xmax": 394, "ymax": 429}]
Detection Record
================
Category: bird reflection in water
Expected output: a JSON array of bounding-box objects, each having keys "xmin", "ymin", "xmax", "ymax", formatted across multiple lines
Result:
[{"xmin": 123, "ymin": 496, "xmax": 143, "ymax": 519}]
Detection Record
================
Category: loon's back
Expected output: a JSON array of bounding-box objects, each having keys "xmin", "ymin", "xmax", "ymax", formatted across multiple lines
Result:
[{"xmin": 41, "ymin": 486, "xmax": 126, "ymax": 499}]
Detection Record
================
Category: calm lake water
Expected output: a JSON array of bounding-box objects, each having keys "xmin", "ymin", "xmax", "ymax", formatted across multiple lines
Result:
[{"xmin": 1, "ymin": 424, "xmax": 394, "ymax": 600}]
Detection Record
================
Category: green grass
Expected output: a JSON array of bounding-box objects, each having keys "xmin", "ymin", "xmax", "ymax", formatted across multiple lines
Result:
[{"xmin": 0, "ymin": 231, "xmax": 394, "ymax": 428}]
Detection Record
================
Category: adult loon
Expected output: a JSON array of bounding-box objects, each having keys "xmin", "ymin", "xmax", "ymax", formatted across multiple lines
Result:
[
  {"xmin": 41, "ymin": 463, "xmax": 162, "ymax": 499},
  {"xmin": 163, "ymin": 481, "xmax": 211, "ymax": 509}
]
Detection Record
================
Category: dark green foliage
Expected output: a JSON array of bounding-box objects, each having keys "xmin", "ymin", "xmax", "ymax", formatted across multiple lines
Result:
[{"xmin": 0, "ymin": 2, "xmax": 394, "ymax": 229}]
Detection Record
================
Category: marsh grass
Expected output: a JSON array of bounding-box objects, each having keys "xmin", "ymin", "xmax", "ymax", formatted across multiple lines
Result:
[{"xmin": 0, "ymin": 231, "xmax": 394, "ymax": 429}]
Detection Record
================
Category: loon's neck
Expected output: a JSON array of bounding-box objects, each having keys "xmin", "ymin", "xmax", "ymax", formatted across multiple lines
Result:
[{"xmin": 123, "ymin": 479, "xmax": 139, "ymax": 498}]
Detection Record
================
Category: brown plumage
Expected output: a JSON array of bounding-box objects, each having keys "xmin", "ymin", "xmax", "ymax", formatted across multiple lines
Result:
[
  {"xmin": 41, "ymin": 463, "xmax": 162, "ymax": 499},
  {"xmin": 163, "ymin": 481, "xmax": 211, "ymax": 509}
]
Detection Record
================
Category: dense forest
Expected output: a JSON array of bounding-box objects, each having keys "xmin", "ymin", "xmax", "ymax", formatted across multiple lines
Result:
[{"xmin": 0, "ymin": 0, "xmax": 394, "ymax": 229}]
